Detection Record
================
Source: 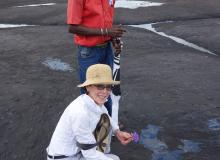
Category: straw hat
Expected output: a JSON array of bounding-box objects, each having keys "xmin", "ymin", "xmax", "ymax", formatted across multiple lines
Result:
[{"xmin": 77, "ymin": 64, "xmax": 120, "ymax": 87}]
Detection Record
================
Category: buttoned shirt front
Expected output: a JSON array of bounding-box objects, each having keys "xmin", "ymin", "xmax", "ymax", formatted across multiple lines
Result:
[
  {"xmin": 47, "ymin": 94, "xmax": 119, "ymax": 160},
  {"xmin": 67, "ymin": 0, "xmax": 115, "ymax": 46}
]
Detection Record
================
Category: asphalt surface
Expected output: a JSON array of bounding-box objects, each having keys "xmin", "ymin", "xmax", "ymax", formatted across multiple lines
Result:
[{"xmin": 0, "ymin": 0, "xmax": 220, "ymax": 160}]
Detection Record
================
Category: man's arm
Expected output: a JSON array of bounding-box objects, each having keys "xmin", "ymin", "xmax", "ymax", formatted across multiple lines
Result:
[{"xmin": 68, "ymin": 24, "xmax": 126, "ymax": 38}]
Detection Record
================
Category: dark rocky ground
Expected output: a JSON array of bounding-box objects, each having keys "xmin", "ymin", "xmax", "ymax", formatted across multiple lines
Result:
[{"xmin": 0, "ymin": 0, "xmax": 220, "ymax": 160}]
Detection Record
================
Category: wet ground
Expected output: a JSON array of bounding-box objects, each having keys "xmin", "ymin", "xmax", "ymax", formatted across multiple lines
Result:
[{"xmin": 0, "ymin": 0, "xmax": 220, "ymax": 160}]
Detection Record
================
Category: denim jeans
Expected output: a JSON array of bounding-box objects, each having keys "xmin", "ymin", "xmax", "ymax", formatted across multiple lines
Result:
[{"xmin": 77, "ymin": 42, "xmax": 113, "ymax": 115}]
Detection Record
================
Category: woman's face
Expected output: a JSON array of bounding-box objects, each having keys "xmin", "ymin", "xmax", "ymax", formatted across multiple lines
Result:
[{"xmin": 86, "ymin": 84, "xmax": 112, "ymax": 105}]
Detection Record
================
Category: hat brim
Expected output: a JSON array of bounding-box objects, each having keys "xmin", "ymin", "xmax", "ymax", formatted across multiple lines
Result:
[{"xmin": 77, "ymin": 80, "xmax": 120, "ymax": 88}]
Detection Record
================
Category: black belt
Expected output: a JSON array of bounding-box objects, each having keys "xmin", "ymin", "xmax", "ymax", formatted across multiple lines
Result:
[{"xmin": 47, "ymin": 155, "xmax": 68, "ymax": 159}]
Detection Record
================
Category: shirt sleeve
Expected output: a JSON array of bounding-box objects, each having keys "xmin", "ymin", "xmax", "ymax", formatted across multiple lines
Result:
[
  {"xmin": 73, "ymin": 112, "xmax": 113, "ymax": 160},
  {"xmin": 67, "ymin": 0, "xmax": 84, "ymax": 24},
  {"xmin": 109, "ymin": 116, "xmax": 119, "ymax": 132}
]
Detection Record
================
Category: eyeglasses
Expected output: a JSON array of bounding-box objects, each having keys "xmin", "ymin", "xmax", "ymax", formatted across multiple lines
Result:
[{"xmin": 93, "ymin": 84, "xmax": 112, "ymax": 91}]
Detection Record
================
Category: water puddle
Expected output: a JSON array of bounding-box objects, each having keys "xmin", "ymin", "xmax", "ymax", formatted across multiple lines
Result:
[
  {"xmin": 139, "ymin": 124, "xmax": 201, "ymax": 160},
  {"xmin": 131, "ymin": 23, "xmax": 217, "ymax": 56},
  {"xmin": 207, "ymin": 117, "xmax": 220, "ymax": 131},
  {"xmin": 42, "ymin": 58, "xmax": 73, "ymax": 72},
  {"xmin": 178, "ymin": 139, "xmax": 201, "ymax": 153},
  {"xmin": 15, "ymin": 3, "xmax": 56, "ymax": 8},
  {"xmin": 115, "ymin": 0, "xmax": 164, "ymax": 9},
  {"xmin": 0, "ymin": 24, "xmax": 35, "ymax": 28}
]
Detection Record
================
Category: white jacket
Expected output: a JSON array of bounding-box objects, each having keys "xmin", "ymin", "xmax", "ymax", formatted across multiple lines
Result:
[{"xmin": 47, "ymin": 94, "xmax": 119, "ymax": 160}]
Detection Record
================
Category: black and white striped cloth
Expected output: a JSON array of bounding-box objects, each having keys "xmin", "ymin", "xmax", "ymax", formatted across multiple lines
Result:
[{"xmin": 111, "ymin": 54, "xmax": 121, "ymax": 125}]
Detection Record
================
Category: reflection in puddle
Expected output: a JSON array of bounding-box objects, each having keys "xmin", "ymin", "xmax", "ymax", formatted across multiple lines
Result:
[
  {"xmin": 0, "ymin": 24, "xmax": 35, "ymax": 28},
  {"xmin": 140, "ymin": 124, "xmax": 201, "ymax": 160},
  {"xmin": 208, "ymin": 118, "xmax": 220, "ymax": 131},
  {"xmin": 115, "ymin": 0, "xmax": 164, "ymax": 9},
  {"xmin": 42, "ymin": 58, "xmax": 73, "ymax": 72},
  {"xmin": 15, "ymin": 3, "xmax": 56, "ymax": 8},
  {"xmin": 178, "ymin": 139, "xmax": 201, "ymax": 153},
  {"xmin": 131, "ymin": 23, "xmax": 217, "ymax": 56},
  {"xmin": 140, "ymin": 125, "xmax": 167, "ymax": 151}
]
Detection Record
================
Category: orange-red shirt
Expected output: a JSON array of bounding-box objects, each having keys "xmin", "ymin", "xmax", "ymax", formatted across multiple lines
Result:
[{"xmin": 67, "ymin": 0, "xmax": 115, "ymax": 46}]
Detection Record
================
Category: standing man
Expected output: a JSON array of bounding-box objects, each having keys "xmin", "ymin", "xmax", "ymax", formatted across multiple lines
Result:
[{"xmin": 67, "ymin": 0, "xmax": 125, "ymax": 119}]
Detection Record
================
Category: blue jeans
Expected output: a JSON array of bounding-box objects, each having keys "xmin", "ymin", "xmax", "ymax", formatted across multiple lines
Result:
[{"xmin": 77, "ymin": 42, "xmax": 113, "ymax": 115}]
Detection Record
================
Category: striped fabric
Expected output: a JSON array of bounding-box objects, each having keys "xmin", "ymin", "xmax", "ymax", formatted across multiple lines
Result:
[{"xmin": 111, "ymin": 53, "xmax": 121, "ymax": 125}]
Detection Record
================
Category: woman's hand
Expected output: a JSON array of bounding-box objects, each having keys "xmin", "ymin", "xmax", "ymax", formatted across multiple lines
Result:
[{"xmin": 115, "ymin": 129, "xmax": 133, "ymax": 145}]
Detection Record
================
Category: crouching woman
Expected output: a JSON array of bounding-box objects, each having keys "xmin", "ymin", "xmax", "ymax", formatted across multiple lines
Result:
[{"xmin": 46, "ymin": 64, "xmax": 132, "ymax": 160}]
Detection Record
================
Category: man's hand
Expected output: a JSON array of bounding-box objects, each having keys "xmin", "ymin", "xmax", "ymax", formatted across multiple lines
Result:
[
  {"xmin": 108, "ymin": 25, "xmax": 127, "ymax": 38},
  {"xmin": 115, "ymin": 129, "xmax": 133, "ymax": 145}
]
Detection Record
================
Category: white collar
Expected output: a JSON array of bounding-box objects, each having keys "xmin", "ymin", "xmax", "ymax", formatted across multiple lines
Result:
[{"xmin": 81, "ymin": 94, "xmax": 106, "ymax": 114}]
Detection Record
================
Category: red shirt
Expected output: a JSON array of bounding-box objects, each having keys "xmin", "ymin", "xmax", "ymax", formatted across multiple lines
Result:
[{"xmin": 67, "ymin": 0, "xmax": 115, "ymax": 46}]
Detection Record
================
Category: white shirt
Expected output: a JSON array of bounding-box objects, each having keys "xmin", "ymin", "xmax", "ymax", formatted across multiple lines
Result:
[{"xmin": 47, "ymin": 94, "xmax": 119, "ymax": 160}]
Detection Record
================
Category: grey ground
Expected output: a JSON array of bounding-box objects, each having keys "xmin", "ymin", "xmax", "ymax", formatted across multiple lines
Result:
[{"xmin": 0, "ymin": 0, "xmax": 220, "ymax": 160}]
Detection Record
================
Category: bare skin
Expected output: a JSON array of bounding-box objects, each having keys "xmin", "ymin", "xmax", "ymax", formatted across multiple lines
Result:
[
  {"xmin": 68, "ymin": 24, "xmax": 126, "ymax": 38},
  {"xmin": 86, "ymin": 85, "xmax": 110, "ymax": 106}
]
